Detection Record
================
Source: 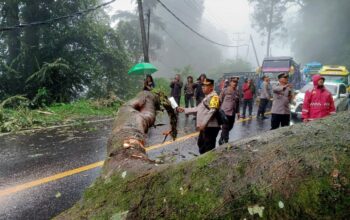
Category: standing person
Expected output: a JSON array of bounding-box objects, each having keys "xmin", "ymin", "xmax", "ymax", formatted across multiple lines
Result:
[
  {"xmin": 302, "ymin": 74, "xmax": 335, "ymax": 122},
  {"xmin": 271, "ymin": 73, "xmax": 293, "ymax": 130},
  {"xmin": 184, "ymin": 76, "xmax": 195, "ymax": 108},
  {"xmin": 170, "ymin": 74, "xmax": 183, "ymax": 106},
  {"xmin": 195, "ymin": 73, "xmax": 206, "ymax": 106},
  {"xmin": 257, "ymin": 76, "xmax": 272, "ymax": 119},
  {"xmin": 218, "ymin": 79, "xmax": 240, "ymax": 145},
  {"xmin": 177, "ymin": 78, "xmax": 220, "ymax": 154},
  {"xmin": 241, "ymin": 78, "xmax": 256, "ymax": 118},
  {"xmin": 143, "ymin": 74, "xmax": 155, "ymax": 91}
]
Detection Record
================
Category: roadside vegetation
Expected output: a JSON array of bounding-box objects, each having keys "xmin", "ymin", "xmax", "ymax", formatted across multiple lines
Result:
[{"xmin": 0, "ymin": 95, "xmax": 122, "ymax": 133}]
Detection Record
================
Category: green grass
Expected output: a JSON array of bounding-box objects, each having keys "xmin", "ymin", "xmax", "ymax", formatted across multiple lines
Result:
[{"xmin": 0, "ymin": 99, "xmax": 120, "ymax": 132}]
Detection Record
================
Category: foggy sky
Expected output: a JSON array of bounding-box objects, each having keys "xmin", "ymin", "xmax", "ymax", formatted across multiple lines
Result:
[{"xmin": 108, "ymin": 0, "xmax": 296, "ymax": 75}]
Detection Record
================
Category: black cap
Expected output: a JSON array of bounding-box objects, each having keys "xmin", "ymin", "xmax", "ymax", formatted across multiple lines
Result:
[
  {"xmin": 202, "ymin": 78, "xmax": 214, "ymax": 85},
  {"xmin": 278, "ymin": 73, "xmax": 289, "ymax": 79}
]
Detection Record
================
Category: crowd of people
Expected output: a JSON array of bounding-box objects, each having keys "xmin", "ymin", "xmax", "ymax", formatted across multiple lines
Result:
[{"xmin": 143, "ymin": 72, "xmax": 336, "ymax": 155}]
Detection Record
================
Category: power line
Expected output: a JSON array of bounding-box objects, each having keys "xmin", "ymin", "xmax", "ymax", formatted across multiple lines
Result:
[
  {"xmin": 0, "ymin": 0, "xmax": 117, "ymax": 32},
  {"xmin": 156, "ymin": 0, "xmax": 248, "ymax": 48}
]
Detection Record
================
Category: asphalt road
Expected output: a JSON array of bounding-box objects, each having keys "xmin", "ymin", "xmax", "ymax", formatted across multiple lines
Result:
[{"xmin": 0, "ymin": 113, "xmax": 300, "ymax": 220}]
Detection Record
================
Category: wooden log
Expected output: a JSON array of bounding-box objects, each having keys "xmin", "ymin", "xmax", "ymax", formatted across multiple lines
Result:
[{"xmin": 103, "ymin": 91, "xmax": 161, "ymax": 177}]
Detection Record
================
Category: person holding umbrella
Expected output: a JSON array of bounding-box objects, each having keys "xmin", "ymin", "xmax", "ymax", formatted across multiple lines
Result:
[
  {"xmin": 143, "ymin": 74, "xmax": 155, "ymax": 91},
  {"xmin": 128, "ymin": 62, "xmax": 157, "ymax": 91}
]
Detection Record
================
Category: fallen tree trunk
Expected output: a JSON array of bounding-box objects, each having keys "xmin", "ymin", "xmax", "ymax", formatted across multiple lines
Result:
[
  {"xmin": 103, "ymin": 90, "xmax": 176, "ymax": 177},
  {"xmin": 57, "ymin": 109, "xmax": 350, "ymax": 219}
]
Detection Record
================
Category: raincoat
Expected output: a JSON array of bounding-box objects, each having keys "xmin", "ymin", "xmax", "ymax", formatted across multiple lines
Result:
[{"xmin": 302, "ymin": 74, "xmax": 336, "ymax": 120}]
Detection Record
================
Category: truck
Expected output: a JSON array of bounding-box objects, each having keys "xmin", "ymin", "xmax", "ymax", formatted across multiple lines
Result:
[
  {"xmin": 319, "ymin": 65, "xmax": 350, "ymax": 91},
  {"xmin": 302, "ymin": 62, "xmax": 323, "ymax": 84},
  {"xmin": 258, "ymin": 56, "xmax": 303, "ymax": 90}
]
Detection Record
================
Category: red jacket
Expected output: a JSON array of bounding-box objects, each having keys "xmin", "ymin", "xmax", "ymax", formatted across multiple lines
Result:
[
  {"xmin": 243, "ymin": 83, "xmax": 253, "ymax": 100},
  {"xmin": 302, "ymin": 74, "xmax": 336, "ymax": 120}
]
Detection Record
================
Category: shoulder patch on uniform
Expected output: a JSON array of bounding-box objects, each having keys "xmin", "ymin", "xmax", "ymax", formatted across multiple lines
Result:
[{"xmin": 209, "ymin": 95, "xmax": 220, "ymax": 109}]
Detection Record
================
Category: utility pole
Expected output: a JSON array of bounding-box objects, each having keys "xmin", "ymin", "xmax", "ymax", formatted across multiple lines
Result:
[
  {"xmin": 232, "ymin": 32, "xmax": 245, "ymax": 59},
  {"xmin": 266, "ymin": 0, "xmax": 274, "ymax": 57},
  {"xmin": 146, "ymin": 9, "xmax": 151, "ymax": 59},
  {"xmin": 137, "ymin": 0, "xmax": 149, "ymax": 62},
  {"xmin": 250, "ymin": 34, "xmax": 260, "ymax": 67}
]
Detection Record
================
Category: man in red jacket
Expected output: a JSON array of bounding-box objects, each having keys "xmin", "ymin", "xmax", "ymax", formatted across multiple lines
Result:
[
  {"xmin": 302, "ymin": 74, "xmax": 336, "ymax": 122},
  {"xmin": 241, "ymin": 78, "xmax": 255, "ymax": 118}
]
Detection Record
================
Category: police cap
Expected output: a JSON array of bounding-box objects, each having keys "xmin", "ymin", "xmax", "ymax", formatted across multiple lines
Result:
[{"xmin": 202, "ymin": 78, "xmax": 214, "ymax": 85}]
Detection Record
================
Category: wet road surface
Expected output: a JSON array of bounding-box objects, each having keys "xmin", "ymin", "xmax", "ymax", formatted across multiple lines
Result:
[
  {"xmin": 0, "ymin": 121, "xmax": 112, "ymax": 220},
  {"xmin": 0, "ymin": 113, "xmax": 300, "ymax": 220}
]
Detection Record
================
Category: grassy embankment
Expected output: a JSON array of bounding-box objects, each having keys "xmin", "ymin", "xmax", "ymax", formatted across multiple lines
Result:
[
  {"xmin": 0, "ymin": 99, "xmax": 120, "ymax": 133},
  {"xmin": 57, "ymin": 111, "xmax": 350, "ymax": 219}
]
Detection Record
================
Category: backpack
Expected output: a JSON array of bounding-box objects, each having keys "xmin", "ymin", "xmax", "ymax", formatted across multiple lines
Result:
[
  {"xmin": 203, "ymin": 100, "xmax": 228, "ymax": 125},
  {"xmin": 216, "ymin": 109, "xmax": 228, "ymax": 125}
]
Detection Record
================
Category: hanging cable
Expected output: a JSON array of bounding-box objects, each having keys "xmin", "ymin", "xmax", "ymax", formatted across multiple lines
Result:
[
  {"xmin": 0, "ymin": 0, "xmax": 117, "ymax": 32},
  {"xmin": 156, "ymin": 0, "xmax": 248, "ymax": 48}
]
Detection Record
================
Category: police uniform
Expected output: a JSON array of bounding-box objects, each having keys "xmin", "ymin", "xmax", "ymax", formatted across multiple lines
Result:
[
  {"xmin": 184, "ymin": 79, "xmax": 220, "ymax": 154},
  {"xmin": 271, "ymin": 73, "xmax": 292, "ymax": 130}
]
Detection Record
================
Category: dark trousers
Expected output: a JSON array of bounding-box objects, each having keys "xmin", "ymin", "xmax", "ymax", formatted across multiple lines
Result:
[
  {"xmin": 174, "ymin": 96, "xmax": 181, "ymax": 106},
  {"xmin": 197, "ymin": 127, "xmax": 220, "ymax": 154},
  {"xmin": 257, "ymin": 98, "xmax": 269, "ymax": 117},
  {"xmin": 242, "ymin": 99, "xmax": 253, "ymax": 117},
  {"xmin": 219, "ymin": 114, "xmax": 236, "ymax": 145},
  {"xmin": 185, "ymin": 94, "xmax": 194, "ymax": 108},
  {"xmin": 271, "ymin": 114, "xmax": 290, "ymax": 130}
]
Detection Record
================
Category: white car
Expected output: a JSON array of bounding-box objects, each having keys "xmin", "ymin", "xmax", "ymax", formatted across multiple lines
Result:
[{"xmin": 291, "ymin": 82, "xmax": 349, "ymax": 118}]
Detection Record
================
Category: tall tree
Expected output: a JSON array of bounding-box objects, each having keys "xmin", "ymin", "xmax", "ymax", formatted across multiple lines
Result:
[
  {"xmin": 0, "ymin": 0, "xmax": 135, "ymax": 102},
  {"xmin": 0, "ymin": 0, "xmax": 22, "ymax": 97},
  {"xmin": 248, "ymin": 0, "xmax": 294, "ymax": 57},
  {"xmin": 292, "ymin": 0, "xmax": 350, "ymax": 67},
  {"xmin": 22, "ymin": 0, "xmax": 41, "ymax": 79},
  {"xmin": 2, "ymin": 0, "xmax": 21, "ymax": 67}
]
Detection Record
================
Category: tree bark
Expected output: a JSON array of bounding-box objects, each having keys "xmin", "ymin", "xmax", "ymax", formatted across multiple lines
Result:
[
  {"xmin": 22, "ymin": 1, "xmax": 40, "ymax": 79},
  {"xmin": 57, "ymin": 109, "xmax": 350, "ymax": 219},
  {"xmin": 103, "ymin": 91, "xmax": 161, "ymax": 177},
  {"xmin": 4, "ymin": 0, "xmax": 21, "ymax": 67}
]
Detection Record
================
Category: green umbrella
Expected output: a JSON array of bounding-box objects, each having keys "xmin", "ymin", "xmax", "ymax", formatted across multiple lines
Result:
[{"xmin": 128, "ymin": 62, "xmax": 158, "ymax": 75}]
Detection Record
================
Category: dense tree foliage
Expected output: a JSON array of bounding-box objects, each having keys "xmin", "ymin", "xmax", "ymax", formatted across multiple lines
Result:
[
  {"xmin": 249, "ymin": 0, "xmax": 350, "ymax": 67},
  {"xmin": 0, "ymin": 0, "xmax": 135, "ymax": 105},
  {"xmin": 292, "ymin": 0, "xmax": 350, "ymax": 67}
]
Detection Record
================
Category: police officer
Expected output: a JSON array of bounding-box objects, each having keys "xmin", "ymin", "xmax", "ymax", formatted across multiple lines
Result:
[
  {"xmin": 177, "ymin": 78, "xmax": 220, "ymax": 154},
  {"xmin": 257, "ymin": 75, "xmax": 272, "ymax": 119},
  {"xmin": 271, "ymin": 73, "xmax": 293, "ymax": 130}
]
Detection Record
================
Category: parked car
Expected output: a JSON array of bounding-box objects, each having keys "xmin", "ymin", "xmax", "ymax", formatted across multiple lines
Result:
[{"xmin": 291, "ymin": 82, "xmax": 349, "ymax": 118}]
